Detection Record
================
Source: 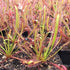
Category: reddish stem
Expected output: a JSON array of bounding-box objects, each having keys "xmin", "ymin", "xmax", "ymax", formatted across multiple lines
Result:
[
  {"xmin": 38, "ymin": 65, "xmax": 40, "ymax": 70},
  {"xmin": 60, "ymin": 65, "xmax": 67, "ymax": 70},
  {"xmin": 48, "ymin": 62, "xmax": 67, "ymax": 70},
  {"xmin": 12, "ymin": 51, "xmax": 23, "ymax": 56},
  {"xmin": 60, "ymin": 28, "xmax": 69, "ymax": 40},
  {"xmin": 10, "ymin": 55, "xmax": 24, "ymax": 62}
]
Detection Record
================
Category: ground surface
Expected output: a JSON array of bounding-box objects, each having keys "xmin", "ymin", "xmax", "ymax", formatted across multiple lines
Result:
[{"xmin": 0, "ymin": 52, "xmax": 63, "ymax": 70}]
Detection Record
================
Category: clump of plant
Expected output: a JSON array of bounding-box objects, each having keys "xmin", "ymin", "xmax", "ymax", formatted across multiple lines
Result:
[
  {"xmin": 0, "ymin": 0, "xmax": 69, "ymax": 70},
  {"xmin": 58, "ymin": 0, "xmax": 70, "ymax": 48},
  {"xmin": 9, "ymin": 0, "xmax": 68, "ymax": 70}
]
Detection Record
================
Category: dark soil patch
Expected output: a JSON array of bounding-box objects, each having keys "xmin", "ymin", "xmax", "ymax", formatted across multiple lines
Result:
[{"xmin": 0, "ymin": 52, "xmax": 62, "ymax": 70}]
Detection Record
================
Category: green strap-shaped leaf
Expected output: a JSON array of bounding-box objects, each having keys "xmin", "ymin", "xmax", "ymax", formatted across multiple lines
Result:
[
  {"xmin": 0, "ymin": 46, "xmax": 6, "ymax": 52},
  {"xmin": 44, "ymin": 14, "xmax": 60, "ymax": 59},
  {"xmin": 15, "ymin": 6, "xmax": 19, "ymax": 29},
  {"xmin": 51, "ymin": 14, "xmax": 59, "ymax": 47}
]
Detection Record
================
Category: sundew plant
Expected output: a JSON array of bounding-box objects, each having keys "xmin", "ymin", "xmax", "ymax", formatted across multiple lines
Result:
[{"xmin": 0, "ymin": 0, "xmax": 69, "ymax": 70}]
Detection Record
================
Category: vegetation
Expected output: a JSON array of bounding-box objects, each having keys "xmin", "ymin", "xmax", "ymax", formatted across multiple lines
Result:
[{"xmin": 0, "ymin": 0, "xmax": 70, "ymax": 70}]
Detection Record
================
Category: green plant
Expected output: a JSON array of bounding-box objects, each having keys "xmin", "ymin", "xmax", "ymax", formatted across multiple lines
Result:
[
  {"xmin": 0, "ymin": 0, "xmax": 68, "ymax": 70},
  {"xmin": 11, "ymin": 4, "xmax": 67, "ymax": 70},
  {"xmin": 59, "ymin": 0, "xmax": 70, "ymax": 44},
  {"xmin": 0, "ymin": 5, "xmax": 20, "ymax": 61},
  {"xmin": 0, "ymin": 29, "xmax": 17, "ymax": 58}
]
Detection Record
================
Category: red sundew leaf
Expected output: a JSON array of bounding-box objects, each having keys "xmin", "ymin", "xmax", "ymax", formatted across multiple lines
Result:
[
  {"xmin": 9, "ymin": 10, "xmax": 14, "ymax": 17},
  {"xmin": 59, "ymin": 28, "xmax": 70, "ymax": 42},
  {"xmin": 0, "ymin": 36, "xmax": 3, "ymax": 38},
  {"xmin": 42, "ymin": 0, "xmax": 47, "ymax": 6},
  {"xmin": 60, "ymin": 28, "xmax": 69, "ymax": 39},
  {"xmin": 28, "ymin": 38, "xmax": 34, "ymax": 45},
  {"xmin": 42, "ymin": 0, "xmax": 45, "ymax": 4},
  {"xmin": 9, "ymin": 10, "xmax": 12, "ymax": 17},
  {"xmin": 48, "ymin": 62, "xmax": 67, "ymax": 70},
  {"xmin": 22, "ymin": 1, "xmax": 27, "ymax": 10},
  {"xmin": 60, "ymin": 65, "xmax": 67, "ymax": 70}
]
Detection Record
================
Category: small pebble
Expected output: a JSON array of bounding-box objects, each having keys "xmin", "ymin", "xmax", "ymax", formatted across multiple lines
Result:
[
  {"xmin": 5, "ymin": 64, "xmax": 9, "ymax": 67},
  {"xmin": 0, "ymin": 53, "xmax": 2, "ymax": 55},
  {"xmin": 2, "ymin": 56, "xmax": 6, "ymax": 59},
  {"xmin": 14, "ymin": 68, "xmax": 17, "ymax": 70},
  {"xmin": 9, "ymin": 59, "xmax": 13, "ymax": 62}
]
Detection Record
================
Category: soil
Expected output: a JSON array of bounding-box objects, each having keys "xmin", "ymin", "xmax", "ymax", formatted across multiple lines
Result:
[{"xmin": 0, "ymin": 52, "xmax": 62, "ymax": 70}]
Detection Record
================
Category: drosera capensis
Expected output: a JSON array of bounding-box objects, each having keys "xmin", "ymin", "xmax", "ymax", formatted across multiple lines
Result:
[
  {"xmin": 12, "ymin": 4, "xmax": 67, "ymax": 70},
  {"xmin": 0, "ymin": 0, "xmax": 69, "ymax": 70}
]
